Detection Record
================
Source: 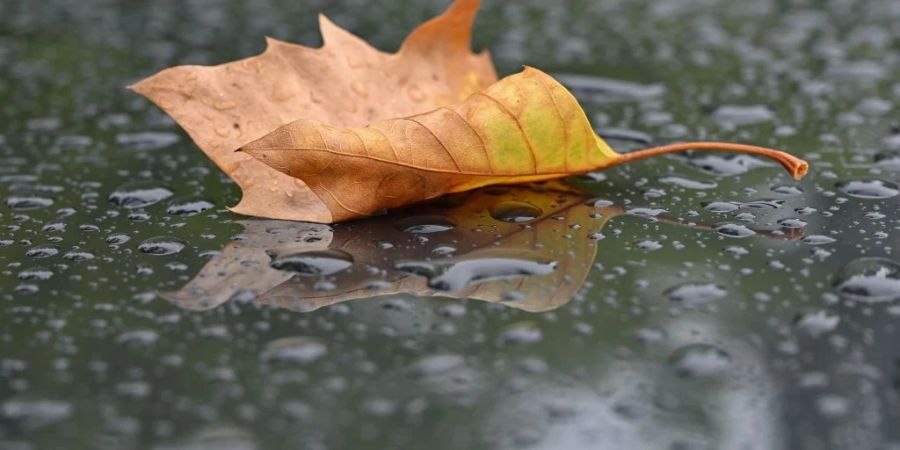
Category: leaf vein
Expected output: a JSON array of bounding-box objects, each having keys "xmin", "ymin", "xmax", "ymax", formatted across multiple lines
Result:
[
  {"xmin": 442, "ymin": 107, "xmax": 494, "ymax": 175},
  {"xmin": 404, "ymin": 117, "xmax": 461, "ymax": 171},
  {"xmin": 369, "ymin": 126, "xmax": 399, "ymax": 161},
  {"xmin": 348, "ymin": 128, "xmax": 370, "ymax": 158},
  {"xmin": 475, "ymin": 92, "xmax": 538, "ymax": 174},
  {"xmin": 318, "ymin": 183, "xmax": 366, "ymax": 216},
  {"xmin": 533, "ymin": 74, "xmax": 569, "ymax": 172},
  {"xmin": 252, "ymin": 147, "xmax": 575, "ymax": 178}
]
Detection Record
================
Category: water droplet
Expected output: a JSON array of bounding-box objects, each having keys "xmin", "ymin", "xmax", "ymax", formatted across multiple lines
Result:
[
  {"xmin": 777, "ymin": 218, "xmax": 807, "ymax": 229},
  {"xmin": 166, "ymin": 197, "xmax": 214, "ymax": 216},
  {"xmin": 711, "ymin": 105, "xmax": 775, "ymax": 126},
  {"xmin": 883, "ymin": 134, "xmax": 900, "ymax": 151},
  {"xmin": 875, "ymin": 151, "xmax": 900, "ymax": 170},
  {"xmin": 636, "ymin": 239, "xmax": 663, "ymax": 251},
  {"xmin": 665, "ymin": 282, "xmax": 727, "ymax": 306},
  {"xmin": 802, "ymin": 235, "xmax": 836, "ymax": 245},
  {"xmin": 108, "ymin": 182, "xmax": 173, "ymax": 208},
  {"xmin": 261, "ymin": 337, "xmax": 327, "ymax": 364},
  {"xmin": 115, "ymin": 330, "xmax": 159, "ymax": 346},
  {"xmin": 63, "ymin": 250, "xmax": 95, "ymax": 261},
  {"xmin": 18, "ymin": 267, "xmax": 54, "ymax": 281},
  {"xmin": 15, "ymin": 284, "xmax": 39, "ymax": 294},
  {"xmin": 116, "ymin": 132, "xmax": 179, "ymax": 151},
  {"xmin": 556, "ymin": 74, "xmax": 665, "ymax": 102},
  {"xmin": 41, "ymin": 222, "xmax": 66, "ymax": 233},
  {"xmin": 668, "ymin": 344, "xmax": 732, "ymax": 378},
  {"xmin": 25, "ymin": 245, "xmax": 59, "ymax": 258},
  {"xmin": 659, "ymin": 176, "xmax": 717, "ymax": 189},
  {"xmin": 106, "ymin": 234, "xmax": 131, "ymax": 246},
  {"xmin": 432, "ymin": 245, "xmax": 456, "ymax": 255},
  {"xmin": 498, "ymin": 321, "xmax": 543, "ymax": 344},
  {"xmin": 794, "ymin": 310, "xmax": 840, "ymax": 337},
  {"xmin": 79, "ymin": 224, "xmax": 100, "ymax": 233},
  {"xmin": 408, "ymin": 84, "xmax": 426, "ymax": 102},
  {"xmin": 741, "ymin": 199, "xmax": 784, "ymax": 209},
  {"xmin": 626, "ymin": 207, "xmax": 666, "ymax": 218},
  {"xmin": 598, "ymin": 127, "xmax": 654, "ymax": 145},
  {"xmin": 116, "ymin": 382, "xmax": 152, "ymax": 399},
  {"xmin": 269, "ymin": 250, "xmax": 353, "ymax": 276},
  {"xmin": 723, "ymin": 246, "xmax": 749, "ymax": 256},
  {"xmin": 589, "ymin": 198, "xmax": 615, "ymax": 208},
  {"xmin": 138, "ymin": 237, "xmax": 186, "ymax": 255},
  {"xmin": 772, "ymin": 185, "xmax": 804, "ymax": 195},
  {"xmin": 856, "ymin": 97, "xmax": 892, "ymax": 116},
  {"xmin": 395, "ymin": 215, "xmax": 456, "ymax": 233},
  {"xmin": 833, "ymin": 257, "xmax": 900, "ymax": 302},
  {"xmin": 395, "ymin": 256, "xmax": 556, "ymax": 291},
  {"xmin": 0, "ymin": 400, "xmax": 72, "ymax": 429},
  {"xmin": 816, "ymin": 395, "xmax": 849, "ymax": 418},
  {"xmin": 26, "ymin": 117, "xmax": 61, "ymax": 131},
  {"xmin": 635, "ymin": 327, "xmax": 666, "ymax": 343},
  {"xmin": 362, "ymin": 399, "xmax": 396, "ymax": 416},
  {"xmin": 715, "ymin": 223, "xmax": 756, "ymax": 238},
  {"xmin": 687, "ymin": 154, "xmax": 770, "ymax": 176},
  {"xmin": 407, "ymin": 354, "xmax": 465, "ymax": 378},
  {"xmin": 836, "ymin": 179, "xmax": 899, "ymax": 199},
  {"xmin": 703, "ymin": 201, "xmax": 740, "ymax": 213},
  {"xmin": 6, "ymin": 196, "xmax": 53, "ymax": 210},
  {"xmin": 489, "ymin": 201, "xmax": 543, "ymax": 223}
]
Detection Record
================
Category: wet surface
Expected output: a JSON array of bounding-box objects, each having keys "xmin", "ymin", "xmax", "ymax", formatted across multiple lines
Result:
[{"xmin": 1, "ymin": 0, "xmax": 900, "ymax": 449}]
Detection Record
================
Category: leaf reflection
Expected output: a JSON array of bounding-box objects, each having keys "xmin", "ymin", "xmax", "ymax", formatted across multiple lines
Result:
[
  {"xmin": 166, "ymin": 181, "xmax": 803, "ymax": 313},
  {"xmin": 166, "ymin": 182, "xmax": 610, "ymax": 313}
]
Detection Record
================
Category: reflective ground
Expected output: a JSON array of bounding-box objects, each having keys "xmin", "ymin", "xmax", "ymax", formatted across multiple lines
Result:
[{"xmin": 1, "ymin": 0, "xmax": 899, "ymax": 449}]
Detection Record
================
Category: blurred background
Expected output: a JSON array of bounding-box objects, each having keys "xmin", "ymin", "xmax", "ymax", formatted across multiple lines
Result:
[{"xmin": 1, "ymin": 0, "xmax": 899, "ymax": 449}]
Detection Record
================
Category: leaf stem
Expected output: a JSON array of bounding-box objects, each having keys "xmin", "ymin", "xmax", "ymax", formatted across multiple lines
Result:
[{"xmin": 612, "ymin": 142, "xmax": 809, "ymax": 180}]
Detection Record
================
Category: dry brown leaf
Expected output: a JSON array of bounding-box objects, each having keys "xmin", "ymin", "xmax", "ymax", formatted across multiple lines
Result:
[{"xmin": 132, "ymin": 0, "xmax": 808, "ymax": 223}]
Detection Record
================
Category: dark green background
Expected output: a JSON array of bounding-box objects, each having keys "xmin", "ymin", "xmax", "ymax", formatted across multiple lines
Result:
[{"xmin": 1, "ymin": 0, "xmax": 898, "ymax": 449}]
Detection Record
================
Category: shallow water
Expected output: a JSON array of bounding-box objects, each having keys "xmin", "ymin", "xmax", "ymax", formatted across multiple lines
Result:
[{"xmin": 1, "ymin": 0, "xmax": 899, "ymax": 449}]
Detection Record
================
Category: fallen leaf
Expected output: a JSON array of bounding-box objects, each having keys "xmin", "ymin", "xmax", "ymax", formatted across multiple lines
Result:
[{"xmin": 132, "ymin": 0, "xmax": 808, "ymax": 223}]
